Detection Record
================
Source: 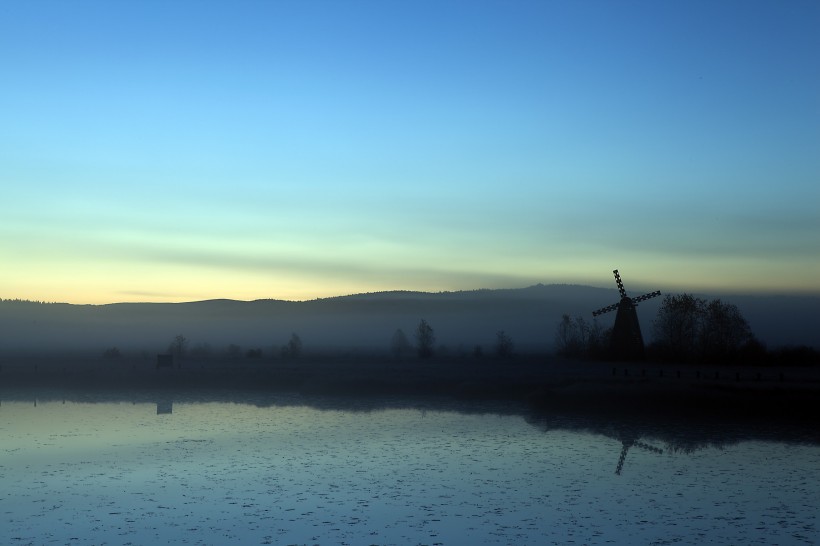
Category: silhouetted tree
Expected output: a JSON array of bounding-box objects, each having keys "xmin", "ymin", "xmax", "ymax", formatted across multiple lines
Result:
[
  {"xmin": 168, "ymin": 334, "xmax": 188, "ymax": 360},
  {"xmin": 699, "ymin": 299, "xmax": 752, "ymax": 362},
  {"xmin": 555, "ymin": 314, "xmax": 609, "ymax": 358},
  {"xmin": 586, "ymin": 321, "xmax": 611, "ymax": 359},
  {"xmin": 651, "ymin": 294, "xmax": 704, "ymax": 361},
  {"xmin": 281, "ymin": 333, "xmax": 303, "ymax": 359},
  {"xmin": 103, "ymin": 347, "xmax": 121, "ymax": 359},
  {"xmin": 495, "ymin": 330, "xmax": 514, "ymax": 359},
  {"xmin": 390, "ymin": 329, "xmax": 411, "ymax": 360},
  {"xmin": 555, "ymin": 314, "xmax": 580, "ymax": 356},
  {"xmin": 415, "ymin": 319, "xmax": 435, "ymax": 359},
  {"xmin": 555, "ymin": 314, "xmax": 589, "ymax": 357},
  {"xmin": 227, "ymin": 344, "xmax": 242, "ymax": 358},
  {"xmin": 651, "ymin": 294, "xmax": 754, "ymax": 363},
  {"xmin": 246, "ymin": 348, "xmax": 263, "ymax": 358}
]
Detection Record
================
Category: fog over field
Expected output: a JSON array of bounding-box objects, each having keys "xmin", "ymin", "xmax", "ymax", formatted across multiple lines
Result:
[{"xmin": 1, "ymin": 285, "xmax": 816, "ymax": 356}]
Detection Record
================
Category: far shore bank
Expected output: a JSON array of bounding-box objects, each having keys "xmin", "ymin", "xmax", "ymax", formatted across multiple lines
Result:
[{"xmin": 1, "ymin": 354, "xmax": 818, "ymax": 420}]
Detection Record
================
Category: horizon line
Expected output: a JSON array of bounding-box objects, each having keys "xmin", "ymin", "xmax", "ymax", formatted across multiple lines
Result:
[{"xmin": 3, "ymin": 282, "xmax": 820, "ymax": 307}]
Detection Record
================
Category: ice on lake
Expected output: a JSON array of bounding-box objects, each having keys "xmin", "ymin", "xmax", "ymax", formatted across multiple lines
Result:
[{"xmin": 1, "ymin": 392, "xmax": 818, "ymax": 545}]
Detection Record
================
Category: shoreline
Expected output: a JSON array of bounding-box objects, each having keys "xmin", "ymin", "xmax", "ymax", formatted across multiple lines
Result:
[{"xmin": 1, "ymin": 355, "xmax": 818, "ymax": 420}]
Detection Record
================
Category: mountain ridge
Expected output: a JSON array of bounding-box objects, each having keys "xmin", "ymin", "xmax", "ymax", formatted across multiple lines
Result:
[{"xmin": 1, "ymin": 284, "xmax": 817, "ymax": 353}]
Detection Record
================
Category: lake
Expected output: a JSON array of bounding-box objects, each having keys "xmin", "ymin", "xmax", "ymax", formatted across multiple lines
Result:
[{"xmin": 1, "ymin": 391, "xmax": 818, "ymax": 545}]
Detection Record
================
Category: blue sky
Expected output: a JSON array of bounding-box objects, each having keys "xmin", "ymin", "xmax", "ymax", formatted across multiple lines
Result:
[{"xmin": 1, "ymin": 0, "xmax": 818, "ymax": 303}]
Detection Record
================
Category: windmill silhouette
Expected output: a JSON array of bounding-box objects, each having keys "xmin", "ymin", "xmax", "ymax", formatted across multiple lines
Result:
[{"xmin": 592, "ymin": 269, "xmax": 661, "ymax": 360}]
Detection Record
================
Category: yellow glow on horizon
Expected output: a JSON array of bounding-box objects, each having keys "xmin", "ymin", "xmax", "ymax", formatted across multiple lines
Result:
[{"xmin": 3, "ymin": 258, "xmax": 819, "ymax": 305}]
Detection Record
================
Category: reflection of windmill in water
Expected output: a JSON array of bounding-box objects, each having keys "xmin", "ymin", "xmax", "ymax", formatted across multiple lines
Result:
[
  {"xmin": 615, "ymin": 438, "xmax": 664, "ymax": 475},
  {"xmin": 593, "ymin": 269, "xmax": 661, "ymax": 360}
]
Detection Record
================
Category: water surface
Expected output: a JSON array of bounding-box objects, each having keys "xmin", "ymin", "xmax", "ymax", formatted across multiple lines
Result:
[{"xmin": 1, "ymin": 392, "xmax": 817, "ymax": 545}]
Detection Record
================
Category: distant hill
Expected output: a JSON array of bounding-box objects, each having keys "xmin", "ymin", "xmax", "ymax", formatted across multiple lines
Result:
[{"xmin": 0, "ymin": 285, "xmax": 817, "ymax": 355}]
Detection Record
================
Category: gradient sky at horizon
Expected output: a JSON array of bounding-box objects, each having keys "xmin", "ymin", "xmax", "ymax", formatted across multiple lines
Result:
[{"xmin": 2, "ymin": 0, "xmax": 818, "ymax": 304}]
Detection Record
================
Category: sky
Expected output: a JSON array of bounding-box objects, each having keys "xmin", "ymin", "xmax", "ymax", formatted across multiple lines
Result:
[{"xmin": 1, "ymin": 0, "xmax": 818, "ymax": 304}]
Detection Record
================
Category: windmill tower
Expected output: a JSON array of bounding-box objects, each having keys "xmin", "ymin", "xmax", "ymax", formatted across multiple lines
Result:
[{"xmin": 592, "ymin": 269, "xmax": 661, "ymax": 360}]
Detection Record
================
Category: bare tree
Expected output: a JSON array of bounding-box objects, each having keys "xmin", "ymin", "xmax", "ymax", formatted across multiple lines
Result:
[
  {"xmin": 168, "ymin": 334, "xmax": 188, "ymax": 360},
  {"xmin": 281, "ymin": 333, "xmax": 303, "ymax": 359},
  {"xmin": 495, "ymin": 330, "xmax": 514, "ymax": 359},
  {"xmin": 415, "ymin": 319, "xmax": 435, "ymax": 359},
  {"xmin": 555, "ymin": 314, "xmax": 580, "ymax": 356},
  {"xmin": 555, "ymin": 314, "xmax": 608, "ymax": 358}
]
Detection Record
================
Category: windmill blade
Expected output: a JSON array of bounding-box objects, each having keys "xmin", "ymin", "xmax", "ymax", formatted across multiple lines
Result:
[
  {"xmin": 617, "ymin": 440, "xmax": 662, "ymax": 474},
  {"xmin": 613, "ymin": 269, "xmax": 628, "ymax": 299},
  {"xmin": 592, "ymin": 302, "xmax": 619, "ymax": 317},
  {"xmin": 615, "ymin": 440, "xmax": 632, "ymax": 475},
  {"xmin": 631, "ymin": 291, "xmax": 661, "ymax": 304},
  {"xmin": 633, "ymin": 440, "xmax": 664, "ymax": 454}
]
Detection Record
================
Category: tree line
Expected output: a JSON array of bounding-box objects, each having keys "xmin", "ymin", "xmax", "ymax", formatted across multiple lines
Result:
[
  {"xmin": 103, "ymin": 332, "xmax": 304, "ymax": 361},
  {"xmin": 100, "ymin": 295, "xmax": 816, "ymax": 365},
  {"xmin": 103, "ymin": 319, "xmax": 518, "ymax": 362},
  {"xmin": 391, "ymin": 319, "xmax": 514, "ymax": 360}
]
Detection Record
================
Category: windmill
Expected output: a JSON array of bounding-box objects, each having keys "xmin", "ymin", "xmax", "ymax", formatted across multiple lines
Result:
[{"xmin": 592, "ymin": 269, "xmax": 661, "ymax": 360}]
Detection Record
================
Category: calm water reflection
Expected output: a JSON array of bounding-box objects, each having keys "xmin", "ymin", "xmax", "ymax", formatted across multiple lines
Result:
[{"xmin": 1, "ymin": 391, "xmax": 818, "ymax": 545}]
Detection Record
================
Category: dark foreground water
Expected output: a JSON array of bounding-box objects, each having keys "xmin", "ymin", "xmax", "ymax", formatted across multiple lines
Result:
[{"xmin": 1, "ymin": 391, "xmax": 818, "ymax": 545}]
